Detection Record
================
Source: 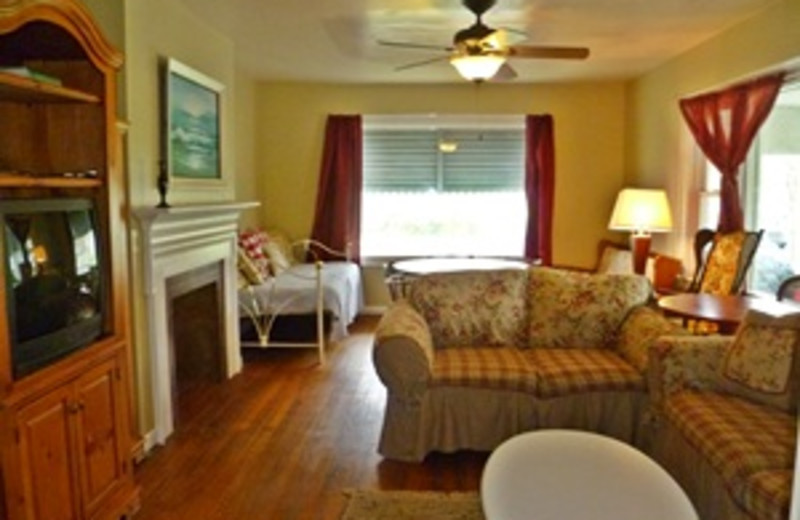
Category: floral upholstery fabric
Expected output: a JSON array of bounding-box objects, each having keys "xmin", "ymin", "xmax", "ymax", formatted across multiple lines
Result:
[
  {"xmin": 664, "ymin": 392, "xmax": 796, "ymax": 510},
  {"xmin": 528, "ymin": 268, "xmax": 651, "ymax": 349},
  {"xmin": 741, "ymin": 470, "xmax": 792, "ymax": 520},
  {"xmin": 721, "ymin": 311, "xmax": 800, "ymax": 412},
  {"xmin": 375, "ymin": 300, "xmax": 434, "ymax": 367},
  {"xmin": 616, "ymin": 305, "xmax": 689, "ymax": 374},
  {"xmin": 432, "ymin": 347, "xmax": 536, "ymax": 393},
  {"xmin": 408, "ymin": 269, "xmax": 529, "ymax": 349},
  {"xmin": 699, "ymin": 231, "xmax": 747, "ymax": 295},
  {"xmin": 524, "ymin": 349, "xmax": 644, "ymax": 398},
  {"xmin": 648, "ymin": 335, "xmax": 733, "ymax": 410}
]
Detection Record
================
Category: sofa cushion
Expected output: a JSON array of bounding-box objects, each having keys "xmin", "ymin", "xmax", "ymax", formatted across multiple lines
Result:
[
  {"xmin": 721, "ymin": 310, "xmax": 800, "ymax": 413},
  {"xmin": 528, "ymin": 268, "xmax": 652, "ymax": 349},
  {"xmin": 664, "ymin": 392, "xmax": 796, "ymax": 506},
  {"xmin": 617, "ymin": 305, "xmax": 689, "ymax": 373},
  {"xmin": 524, "ymin": 349, "xmax": 644, "ymax": 398},
  {"xmin": 740, "ymin": 470, "xmax": 792, "ymax": 520},
  {"xmin": 409, "ymin": 269, "xmax": 529, "ymax": 349},
  {"xmin": 432, "ymin": 347, "xmax": 536, "ymax": 393}
]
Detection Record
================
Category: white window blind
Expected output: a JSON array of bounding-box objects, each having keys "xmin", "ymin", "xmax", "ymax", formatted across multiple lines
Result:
[
  {"xmin": 361, "ymin": 115, "xmax": 527, "ymax": 258},
  {"xmin": 363, "ymin": 129, "xmax": 524, "ymax": 192}
]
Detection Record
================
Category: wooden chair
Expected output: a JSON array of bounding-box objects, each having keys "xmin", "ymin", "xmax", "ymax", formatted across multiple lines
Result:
[
  {"xmin": 777, "ymin": 275, "xmax": 800, "ymax": 303},
  {"xmin": 687, "ymin": 229, "xmax": 763, "ymax": 295}
]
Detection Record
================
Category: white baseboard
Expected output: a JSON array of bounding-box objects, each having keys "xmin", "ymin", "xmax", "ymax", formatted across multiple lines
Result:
[{"xmin": 142, "ymin": 430, "xmax": 160, "ymax": 455}]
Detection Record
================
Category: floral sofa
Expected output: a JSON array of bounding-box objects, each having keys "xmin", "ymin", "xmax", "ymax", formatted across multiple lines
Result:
[
  {"xmin": 372, "ymin": 266, "xmax": 687, "ymax": 462},
  {"xmin": 649, "ymin": 310, "xmax": 800, "ymax": 520}
]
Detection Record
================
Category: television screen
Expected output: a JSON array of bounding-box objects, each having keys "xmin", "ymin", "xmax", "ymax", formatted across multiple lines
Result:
[{"xmin": 1, "ymin": 198, "xmax": 106, "ymax": 378}]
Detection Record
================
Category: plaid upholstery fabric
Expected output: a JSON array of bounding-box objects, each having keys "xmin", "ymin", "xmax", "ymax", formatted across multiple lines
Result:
[
  {"xmin": 741, "ymin": 470, "xmax": 792, "ymax": 520},
  {"xmin": 524, "ymin": 349, "xmax": 644, "ymax": 398},
  {"xmin": 665, "ymin": 392, "xmax": 796, "ymax": 506},
  {"xmin": 431, "ymin": 347, "xmax": 536, "ymax": 393}
]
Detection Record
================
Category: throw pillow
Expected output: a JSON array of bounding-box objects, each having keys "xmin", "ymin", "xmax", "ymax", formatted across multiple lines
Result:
[
  {"xmin": 265, "ymin": 229, "xmax": 296, "ymax": 265},
  {"xmin": 264, "ymin": 241, "xmax": 291, "ymax": 275},
  {"xmin": 616, "ymin": 305, "xmax": 689, "ymax": 373},
  {"xmin": 721, "ymin": 310, "xmax": 800, "ymax": 412},
  {"xmin": 528, "ymin": 267, "xmax": 652, "ymax": 349},
  {"xmin": 237, "ymin": 247, "xmax": 265, "ymax": 285},
  {"xmin": 238, "ymin": 229, "xmax": 271, "ymax": 279}
]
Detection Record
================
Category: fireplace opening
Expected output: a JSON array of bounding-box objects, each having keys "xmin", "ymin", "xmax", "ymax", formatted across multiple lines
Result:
[{"xmin": 166, "ymin": 262, "xmax": 226, "ymax": 427}]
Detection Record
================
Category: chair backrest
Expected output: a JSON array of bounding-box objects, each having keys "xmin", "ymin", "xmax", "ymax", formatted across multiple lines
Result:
[
  {"xmin": 689, "ymin": 229, "xmax": 764, "ymax": 295},
  {"xmin": 777, "ymin": 275, "xmax": 800, "ymax": 302}
]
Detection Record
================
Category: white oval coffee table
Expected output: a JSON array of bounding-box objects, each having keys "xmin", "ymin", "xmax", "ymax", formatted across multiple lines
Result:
[{"xmin": 481, "ymin": 430, "xmax": 697, "ymax": 520}]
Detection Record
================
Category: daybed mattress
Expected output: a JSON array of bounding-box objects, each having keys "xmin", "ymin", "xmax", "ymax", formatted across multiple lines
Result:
[{"xmin": 239, "ymin": 261, "xmax": 363, "ymax": 340}]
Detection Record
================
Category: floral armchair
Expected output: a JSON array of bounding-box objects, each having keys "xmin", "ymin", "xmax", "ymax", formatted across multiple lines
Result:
[{"xmin": 648, "ymin": 310, "xmax": 800, "ymax": 520}]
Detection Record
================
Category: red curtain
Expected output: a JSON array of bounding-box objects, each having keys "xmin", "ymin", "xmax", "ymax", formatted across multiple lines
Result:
[
  {"xmin": 309, "ymin": 115, "xmax": 362, "ymax": 261},
  {"xmin": 679, "ymin": 72, "xmax": 785, "ymax": 232},
  {"xmin": 524, "ymin": 114, "xmax": 555, "ymax": 265}
]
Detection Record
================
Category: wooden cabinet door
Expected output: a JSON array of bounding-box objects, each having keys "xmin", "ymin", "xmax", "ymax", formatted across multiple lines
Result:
[
  {"xmin": 13, "ymin": 384, "xmax": 80, "ymax": 520},
  {"xmin": 73, "ymin": 358, "xmax": 126, "ymax": 518}
]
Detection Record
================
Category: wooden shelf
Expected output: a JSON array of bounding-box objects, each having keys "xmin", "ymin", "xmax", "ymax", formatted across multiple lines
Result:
[
  {"xmin": 0, "ymin": 71, "xmax": 100, "ymax": 103},
  {"xmin": 0, "ymin": 172, "xmax": 101, "ymax": 188}
]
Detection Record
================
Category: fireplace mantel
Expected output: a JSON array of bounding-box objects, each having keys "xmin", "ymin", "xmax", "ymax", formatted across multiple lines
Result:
[{"xmin": 133, "ymin": 201, "xmax": 258, "ymax": 445}]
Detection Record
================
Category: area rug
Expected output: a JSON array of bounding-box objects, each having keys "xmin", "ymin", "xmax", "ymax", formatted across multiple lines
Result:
[{"xmin": 341, "ymin": 490, "xmax": 484, "ymax": 520}]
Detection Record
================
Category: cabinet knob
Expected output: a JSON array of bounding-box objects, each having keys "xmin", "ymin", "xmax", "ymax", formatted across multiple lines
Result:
[{"xmin": 67, "ymin": 401, "xmax": 85, "ymax": 414}]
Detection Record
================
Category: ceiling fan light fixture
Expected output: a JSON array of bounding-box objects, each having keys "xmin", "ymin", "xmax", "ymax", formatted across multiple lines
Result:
[{"xmin": 450, "ymin": 54, "xmax": 506, "ymax": 82}]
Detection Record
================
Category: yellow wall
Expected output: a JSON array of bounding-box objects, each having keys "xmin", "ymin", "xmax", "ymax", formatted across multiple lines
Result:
[
  {"xmin": 627, "ymin": 0, "xmax": 800, "ymax": 264},
  {"xmin": 256, "ymin": 82, "xmax": 628, "ymax": 282},
  {"xmin": 123, "ymin": 0, "xmax": 258, "ymax": 435}
]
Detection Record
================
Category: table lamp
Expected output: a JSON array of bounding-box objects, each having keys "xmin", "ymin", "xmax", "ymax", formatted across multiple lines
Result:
[{"xmin": 608, "ymin": 188, "xmax": 673, "ymax": 275}]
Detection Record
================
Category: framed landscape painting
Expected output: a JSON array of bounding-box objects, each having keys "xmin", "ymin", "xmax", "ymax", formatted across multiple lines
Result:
[{"xmin": 162, "ymin": 58, "xmax": 224, "ymax": 183}]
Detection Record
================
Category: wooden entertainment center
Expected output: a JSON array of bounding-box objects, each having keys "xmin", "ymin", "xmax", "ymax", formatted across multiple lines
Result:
[{"xmin": 0, "ymin": 1, "xmax": 139, "ymax": 519}]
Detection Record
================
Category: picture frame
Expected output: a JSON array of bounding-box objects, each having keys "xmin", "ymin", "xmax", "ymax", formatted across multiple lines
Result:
[{"xmin": 161, "ymin": 58, "xmax": 224, "ymax": 184}]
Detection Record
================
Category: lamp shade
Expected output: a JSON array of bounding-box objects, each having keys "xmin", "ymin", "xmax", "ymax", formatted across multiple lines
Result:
[
  {"xmin": 608, "ymin": 188, "xmax": 673, "ymax": 234},
  {"xmin": 450, "ymin": 54, "xmax": 505, "ymax": 82}
]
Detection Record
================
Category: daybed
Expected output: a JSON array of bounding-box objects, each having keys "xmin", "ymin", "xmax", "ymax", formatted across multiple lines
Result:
[
  {"xmin": 648, "ymin": 310, "xmax": 800, "ymax": 520},
  {"xmin": 236, "ymin": 229, "xmax": 364, "ymax": 362},
  {"xmin": 372, "ymin": 266, "xmax": 687, "ymax": 462}
]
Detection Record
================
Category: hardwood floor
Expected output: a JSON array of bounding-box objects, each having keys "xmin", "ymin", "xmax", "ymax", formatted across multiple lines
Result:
[{"xmin": 134, "ymin": 316, "xmax": 488, "ymax": 519}]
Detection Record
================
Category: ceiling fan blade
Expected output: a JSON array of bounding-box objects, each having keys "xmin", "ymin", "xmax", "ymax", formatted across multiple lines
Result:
[
  {"xmin": 378, "ymin": 39, "xmax": 453, "ymax": 52},
  {"xmin": 395, "ymin": 55, "xmax": 450, "ymax": 72},
  {"xmin": 509, "ymin": 45, "xmax": 590, "ymax": 60},
  {"xmin": 492, "ymin": 62, "xmax": 518, "ymax": 82}
]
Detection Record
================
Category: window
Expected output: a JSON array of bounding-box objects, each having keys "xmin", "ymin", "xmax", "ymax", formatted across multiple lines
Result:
[
  {"xmin": 361, "ymin": 115, "xmax": 526, "ymax": 258},
  {"xmin": 699, "ymin": 85, "xmax": 800, "ymax": 293}
]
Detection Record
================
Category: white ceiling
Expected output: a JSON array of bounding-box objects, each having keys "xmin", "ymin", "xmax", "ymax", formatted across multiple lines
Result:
[{"xmin": 177, "ymin": 0, "xmax": 778, "ymax": 84}]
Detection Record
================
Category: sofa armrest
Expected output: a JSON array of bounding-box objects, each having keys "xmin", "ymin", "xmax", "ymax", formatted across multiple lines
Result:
[
  {"xmin": 373, "ymin": 301, "xmax": 434, "ymax": 400},
  {"xmin": 648, "ymin": 335, "xmax": 734, "ymax": 411}
]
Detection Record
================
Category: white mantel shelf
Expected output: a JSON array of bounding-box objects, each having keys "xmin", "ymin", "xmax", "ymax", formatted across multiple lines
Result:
[{"xmin": 133, "ymin": 201, "xmax": 258, "ymax": 445}]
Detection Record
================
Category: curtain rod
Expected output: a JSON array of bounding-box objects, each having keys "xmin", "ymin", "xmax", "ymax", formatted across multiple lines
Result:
[{"xmin": 681, "ymin": 64, "xmax": 799, "ymax": 100}]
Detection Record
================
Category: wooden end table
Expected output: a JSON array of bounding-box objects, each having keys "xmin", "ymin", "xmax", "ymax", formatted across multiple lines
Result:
[{"xmin": 657, "ymin": 293, "xmax": 800, "ymax": 334}]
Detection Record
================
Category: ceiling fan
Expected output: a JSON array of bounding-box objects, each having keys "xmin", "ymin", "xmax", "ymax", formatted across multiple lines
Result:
[{"xmin": 378, "ymin": 0, "xmax": 590, "ymax": 82}]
